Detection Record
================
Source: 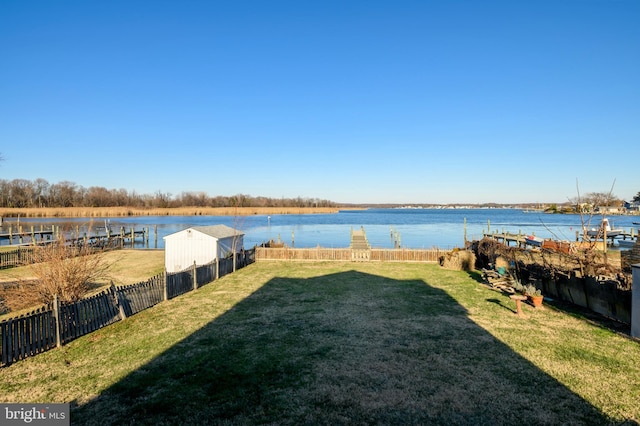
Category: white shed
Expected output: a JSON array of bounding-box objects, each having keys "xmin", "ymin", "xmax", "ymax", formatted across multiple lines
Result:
[{"xmin": 163, "ymin": 225, "xmax": 245, "ymax": 273}]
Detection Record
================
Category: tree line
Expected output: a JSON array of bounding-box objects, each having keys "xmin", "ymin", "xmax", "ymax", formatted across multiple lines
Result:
[{"xmin": 0, "ymin": 178, "xmax": 337, "ymax": 209}]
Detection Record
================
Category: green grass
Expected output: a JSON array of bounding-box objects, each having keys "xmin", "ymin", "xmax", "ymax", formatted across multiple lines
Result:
[{"xmin": 1, "ymin": 261, "xmax": 639, "ymax": 425}]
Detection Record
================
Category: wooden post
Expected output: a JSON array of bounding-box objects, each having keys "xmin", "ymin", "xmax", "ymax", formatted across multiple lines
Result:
[
  {"xmin": 111, "ymin": 281, "xmax": 126, "ymax": 320},
  {"xmin": 8, "ymin": 225, "xmax": 12, "ymax": 245},
  {"xmin": 52, "ymin": 294, "xmax": 62, "ymax": 348},
  {"xmin": 233, "ymin": 252, "xmax": 237, "ymax": 272},
  {"xmin": 154, "ymin": 225, "xmax": 158, "ymax": 249},
  {"xmin": 632, "ymin": 264, "xmax": 640, "ymax": 338},
  {"xmin": 215, "ymin": 258, "xmax": 219, "ymax": 280},
  {"xmin": 193, "ymin": 261, "xmax": 198, "ymax": 290},
  {"xmin": 163, "ymin": 270, "xmax": 168, "ymax": 301},
  {"xmin": 130, "ymin": 228, "xmax": 134, "ymax": 248},
  {"xmin": 463, "ymin": 218, "xmax": 467, "ymax": 244},
  {"xmin": 510, "ymin": 294, "xmax": 527, "ymax": 317}
]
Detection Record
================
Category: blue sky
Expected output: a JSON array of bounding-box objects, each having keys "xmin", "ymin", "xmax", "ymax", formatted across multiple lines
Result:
[{"xmin": 1, "ymin": 0, "xmax": 638, "ymax": 204}]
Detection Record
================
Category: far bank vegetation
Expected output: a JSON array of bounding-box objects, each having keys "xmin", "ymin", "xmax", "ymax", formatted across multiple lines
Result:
[{"xmin": 0, "ymin": 178, "xmax": 338, "ymax": 215}]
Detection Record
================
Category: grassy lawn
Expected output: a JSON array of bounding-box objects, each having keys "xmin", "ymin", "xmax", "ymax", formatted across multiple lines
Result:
[{"xmin": 1, "ymin": 261, "xmax": 639, "ymax": 425}]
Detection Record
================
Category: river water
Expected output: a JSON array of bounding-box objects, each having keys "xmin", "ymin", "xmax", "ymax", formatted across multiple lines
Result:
[{"xmin": 3, "ymin": 208, "xmax": 638, "ymax": 250}]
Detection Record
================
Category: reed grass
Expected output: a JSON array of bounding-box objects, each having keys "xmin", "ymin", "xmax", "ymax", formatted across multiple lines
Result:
[{"xmin": 0, "ymin": 206, "xmax": 351, "ymax": 218}]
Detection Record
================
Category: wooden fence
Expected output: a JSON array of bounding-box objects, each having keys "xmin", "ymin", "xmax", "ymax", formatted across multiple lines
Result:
[
  {"xmin": 255, "ymin": 247, "xmax": 447, "ymax": 263},
  {"xmin": 0, "ymin": 248, "xmax": 255, "ymax": 367},
  {"xmin": 0, "ymin": 247, "xmax": 39, "ymax": 269}
]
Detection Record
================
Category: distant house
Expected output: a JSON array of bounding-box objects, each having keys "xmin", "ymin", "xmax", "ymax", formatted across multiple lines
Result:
[
  {"xmin": 163, "ymin": 225, "xmax": 244, "ymax": 273},
  {"xmin": 597, "ymin": 206, "xmax": 625, "ymax": 215}
]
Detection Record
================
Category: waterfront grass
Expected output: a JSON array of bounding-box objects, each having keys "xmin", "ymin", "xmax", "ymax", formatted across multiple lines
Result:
[
  {"xmin": 1, "ymin": 261, "xmax": 639, "ymax": 424},
  {"xmin": 0, "ymin": 206, "xmax": 351, "ymax": 218}
]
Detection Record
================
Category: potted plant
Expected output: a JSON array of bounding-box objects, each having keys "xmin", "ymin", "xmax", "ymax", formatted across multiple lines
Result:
[
  {"xmin": 524, "ymin": 284, "xmax": 544, "ymax": 308},
  {"xmin": 511, "ymin": 280, "xmax": 525, "ymax": 294}
]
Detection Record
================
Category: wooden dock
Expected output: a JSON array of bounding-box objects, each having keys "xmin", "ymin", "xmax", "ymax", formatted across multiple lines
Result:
[
  {"xmin": 0, "ymin": 224, "xmax": 148, "ymax": 248},
  {"xmin": 350, "ymin": 227, "xmax": 371, "ymax": 261},
  {"xmin": 483, "ymin": 232, "xmax": 537, "ymax": 248},
  {"xmin": 0, "ymin": 226, "xmax": 55, "ymax": 246}
]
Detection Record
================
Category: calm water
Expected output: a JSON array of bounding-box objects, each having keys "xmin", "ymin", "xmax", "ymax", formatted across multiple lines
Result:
[{"xmin": 3, "ymin": 209, "xmax": 638, "ymax": 250}]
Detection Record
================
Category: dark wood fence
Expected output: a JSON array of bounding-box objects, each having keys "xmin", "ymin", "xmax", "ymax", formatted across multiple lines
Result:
[
  {"xmin": 0, "ymin": 248, "xmax": 255, "ymax": 367},
  {"xmin": 0, "ymin": 305, "xmax": 57, "ymax": 366},
  {"xmin": 115, "ymin": 275, "xmax": 165, "ymax": 317},
  {"xmin": 0, "ymin": 247, "xmax": 39, "ymax": 269},
  {"xmin": 58, "ymin": 288, "xmax": 121, "ymax": 345},
  {"xmin": 167, "ymin": 269, "xmax": 195, "ymax": 299}
]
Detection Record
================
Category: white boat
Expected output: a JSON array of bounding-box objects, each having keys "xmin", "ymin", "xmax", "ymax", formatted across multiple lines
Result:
[
  {"xmin": 524, "ymin": 235, "xmax": 544, "ymax": 247},
  {"xmin": 585, "ymin": 218, "xmax": 624, "ymax": 238}
]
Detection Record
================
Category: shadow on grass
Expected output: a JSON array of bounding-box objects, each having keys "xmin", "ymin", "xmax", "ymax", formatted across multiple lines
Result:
[{"xmin": 72, "ymin": 270, "xmax": 617, "ymax": 425}]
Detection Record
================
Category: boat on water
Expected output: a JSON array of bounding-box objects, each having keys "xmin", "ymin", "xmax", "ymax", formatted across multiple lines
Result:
[
  {"xmin": 617, "ymin": 238, "xmax": 637, "ymax": 249},
  {"xmin": 524, "ymin": 235, "xmax": 544, "ymax": 247},
  {"xmin": 585, "ymin": 218, "xmax": 624, "ymax": 238}
]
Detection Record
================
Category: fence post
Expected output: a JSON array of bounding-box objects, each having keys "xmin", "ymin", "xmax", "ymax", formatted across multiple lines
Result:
[
  {"xmin": 233, "ymin": 252, "xmax": 237, "ymax": 273},
  {"xmin": 111, "ymin": 281, "xmax": 127, "ymax": 320},
  {"xmin": 632, "ymin": 264, "xmax": 640, "ymax": 339},
  {"xmin": 215, "ymin": 258, "xmax": 219, "ymax": 280},
  {"xmin": 193, "ymin": 261, "xmax": 198, "ymax": 290},
  {"xmin": 52, "ymin": 294, "xmax": 61, "ymax": 348},
  {"xmin": 163, "ymin": 270, "xmax": 169, "ymax": 301}
]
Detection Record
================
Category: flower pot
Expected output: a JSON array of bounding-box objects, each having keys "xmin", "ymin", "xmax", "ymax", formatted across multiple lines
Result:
[{"xmin": 529, "ymin": 295, "xmax": 543, "ymax": 308}]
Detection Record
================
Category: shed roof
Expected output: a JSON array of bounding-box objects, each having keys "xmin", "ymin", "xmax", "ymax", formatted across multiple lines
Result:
[
  {"xmin": 191, "ymin": 225, "xmax": 244, "ymax": 239},
  {"xmin": 163, "ymin": 224, "xmax": 244, "ymax": 240}
]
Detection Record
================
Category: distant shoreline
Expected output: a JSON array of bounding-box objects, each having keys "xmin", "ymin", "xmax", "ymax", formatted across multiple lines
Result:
[{"xmin": 0, "ymin": 206, "xmax": 364, "ymax": 218}]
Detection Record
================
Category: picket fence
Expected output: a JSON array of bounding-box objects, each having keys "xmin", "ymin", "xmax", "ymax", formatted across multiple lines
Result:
[
  {"xmin": 0, "ymin": 248, "xmax": 255, "ymax": 367},
  {"xmin": 255, "ymin": 247, "xmax": 446, "ymax": 263}
]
